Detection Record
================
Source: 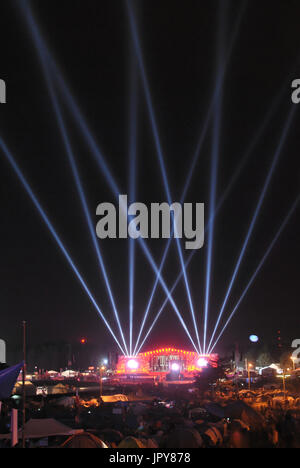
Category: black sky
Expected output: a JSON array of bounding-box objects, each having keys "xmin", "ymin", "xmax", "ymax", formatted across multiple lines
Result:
[{"xmin": 0, "ymin": 0, "xmax": 299, "ymax": 357}]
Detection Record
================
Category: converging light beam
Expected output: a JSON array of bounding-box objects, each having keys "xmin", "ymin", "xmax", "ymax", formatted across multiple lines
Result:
[
  {"xmin": 207, "ymin": 105, "xmax": 296, "ymax": 353},
  {"xmin": 20, "ymin": 2, "xmax": 129, "ymax": 355},
  {"xmin": 134, "ymin": 0, "xmax": 247, "ymax": 355},
  {"xmin": 128, "ymin": 51, "xmax": 138, "ymax": 356},
  {"xmin": 137, "ymin": 80, "xmax": 291, "ymax": 353},
  {"xmin": 209, "ymin": 194, "xmax": 300, "ymax": 352},
  {"xmin": 127, "ymin": 0, "xmax": 201, "ymax": 353},
  {"xmin": 0, "ymin": 137, "xmax": 126, "ymax": 355},
  {"xmin": 203, "ymin": 0, "xmax": 227, "ymax": 353},
  {"xmin": 20, "ymin": 1, "xmax": 194, "ymax": 353}
]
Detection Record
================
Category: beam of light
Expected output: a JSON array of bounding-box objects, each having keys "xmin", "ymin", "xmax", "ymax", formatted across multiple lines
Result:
[
  {"xmin": 137, "ymin": 237, "xmax": 199, "ymax": 352},
  {"xmin": 203, "ymin": 0, "xmax": 227, "ymax": 354},
  {"xmin": 20, "ymin": 1, "xmax": 193, "ymax": 356},
  {"xmin": 135, "ymin": 295, "xmax": 170, "ymax": 354},
  {"xmin": 133, "ymin": 237, "xmax": 173, "ymax": 355},
  {"xmin": 202, "ymin": 102, "xmax": 219, "ymax": 354},
  {"xmin": 181, "ymin": 0, "xmax": 247, "ymax": 204},
  {"xmin": 127, "ymin": 0, "xmax": 201, "ymax": 353},
  {"xmin": 135, "ymin": 62, "xmax": 292, "ymax": 356},
  {"xmin": 19, "ymin": 3, "xmax": 193, "ymax": 347},
  {"xmin": 206, "ymin": 105, "xmax": 297, "ymax": 354},
  {"xmin": 209, "ymin": 194, "xmax": 300, "ymax": 353},
  {"xmin": 136, "ymin": 82, "xmax": 290, "ymax": 354},
  {"xmin": 53, "ymin": 55, "xmax": 196, "ymax": 352},
  {"xmin": 128, "ymin": 51, "xmax": 138, "ymax": 356},
  {"xmin": 51, "ymin": 54, "xmax": 196, "ymax": 352},
  {"xmin": 20, "ymin": 2, "xmax": 197, "ymax": 350},
  {"xmin": 133, "ymin": 1, "xmax": 247, "ymax": 355},
  {"xmin": 17, "ymin": 4, "xmax": 119, "ymax": 197},
  {"xmin": 20, "ymin": 2, "xmax": 129, "ymax": 355},
  {"xmin": 0, "ymin": 137, "xmax": 126, "ymax": 356}
]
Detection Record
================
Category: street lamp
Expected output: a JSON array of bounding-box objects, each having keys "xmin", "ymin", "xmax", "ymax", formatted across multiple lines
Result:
[
  {"xmin": 282, "ymin": 369, "xmax": 287, "ymax": 396},
  {"xmin": 99, "ymin": 365, "xmax": 106, "ymax": 399},
  {"xmin": 282, "ymin": 368, "xmax": 291, "ymax": 400},
  {"xmin": 291, "ymin": 356, "xmax": 296, "ymax": 370},
  {"xmin": 247, "ymin": 362, "xmax": 253, "ymax": 391}
]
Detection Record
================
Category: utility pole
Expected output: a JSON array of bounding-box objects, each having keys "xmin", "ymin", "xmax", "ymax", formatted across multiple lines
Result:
[
  {"xmin": 22, "ymin": 321, "xmax": 26, "ymax": 449},
  {"xmin": 245, "ymin": 359, "xmax": 252, "ymax": 391}
]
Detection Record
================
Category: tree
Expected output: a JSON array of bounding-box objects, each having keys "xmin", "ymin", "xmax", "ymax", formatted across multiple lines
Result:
[
  {"xmin": 194, "ymin": 364, "xmax": 225, "ymax": 394},
  {"xmin": 280, "ymin": 351, "xmax": 293, "ymax": 370},
  {"xmin": 257, "ymin": 352, "xmax": 273, "ymax": 368},
  {"xmin": 244, "ymin": 350, "xmax": 256, "ymax": 364}
]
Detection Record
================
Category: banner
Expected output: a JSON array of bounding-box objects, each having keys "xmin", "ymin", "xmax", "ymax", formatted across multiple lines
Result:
[{"xmin": 0, "ymin": 362, "xmax": 23, "ymax": 400}]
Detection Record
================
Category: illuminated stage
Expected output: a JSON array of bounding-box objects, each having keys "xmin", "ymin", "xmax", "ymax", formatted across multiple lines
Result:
[{"xmin": 116, "ymin": 347, "xmax": 218, "ymax": 379}]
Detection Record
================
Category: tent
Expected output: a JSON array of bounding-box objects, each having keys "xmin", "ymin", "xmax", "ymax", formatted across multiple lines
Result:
[
  {"xmin": 224, "ymin": 401, "xmax": 264, "ymax": 429},
  {"xmin": 101, "ymin": 394, "xmax": 128, "ymax": 403},
  {"xmin": 50, "ymin": 383, "xmax": 69, "ymax": 394},
  {"xmin": 99, "ymin": 429, "xmax": 123, "ymax": 446},
  {"xmin": 204, "ymin": 402, "xmax": 226, "ymax": 419},
  {"xmin": 13, "ymin": 380, "xmax": 36, "ymax": 396},
  {"xmin": 164, "ymin": 428, "xmax": 203, "ymax": 448},
  {"xmin": 101, "ymin": 394, "xmax": 155, "ymax": 403},
  {"xmin": 204, "ymin": 426, "xmax": 223, "ymax": 446},
  {"xmin": 61, "ymin": 370, "xmax": 77, "ymax": 378},
  {"xmin": 118, "ymin": 436, "xmax": 146, "ymax": 448},
  {"xmin": 0, "ymin": 418, "xmax": 82, "ymax": 440},
  {"xmin": 61, "ymin": 432, "xmax": 108, "ymax": 448}
]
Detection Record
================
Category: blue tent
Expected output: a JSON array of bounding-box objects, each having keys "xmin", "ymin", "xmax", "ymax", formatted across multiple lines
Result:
[{"xmin": 0, "ymin": 362, "xmax": 23, "ymax": 400}]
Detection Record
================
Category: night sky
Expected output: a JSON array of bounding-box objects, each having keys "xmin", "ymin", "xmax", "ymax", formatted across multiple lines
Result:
[{"xmin": 0, "ymin": 0, "xmax": 299, "ymax": 357}]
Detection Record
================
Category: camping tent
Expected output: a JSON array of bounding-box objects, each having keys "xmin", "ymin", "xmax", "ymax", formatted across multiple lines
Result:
[
  {"xmin": 13, "ymin": 380, "xmax": 36, "ymax": 396},
  {"xmin": 101, "ymin": 394, "xmax": 129, "ymax": 402},
  {"xmin": 204, "ymin": 402, "xmax": 226, "ymax": 419},
  {"xmin": 61, "ymin": 370, "xmax": 77, "ymax": 378},
  {"xmin": 49, "ymin": 383, "xmax": 69, "ymax": 394},
  {"xmin": 101, "ymin": 394, "xmax": 155, "ymax": 403},
  {"xmin": 0, "ymin": 418, "xmax": 82, "ymax": 440},
  {"xmin": 118, "ymin": 436, "xmax": 146, "ymax": 448},
  {"xmin": 164, "ymin": 428, "xmax": 203, "ymax": 448},
  {"xmin": 61, "ymin": 433, "xmax": 108, "ymax": 448},
  {"xmin": 224, "ymin": 401, "xmax": 264, "ymax": 429}
]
